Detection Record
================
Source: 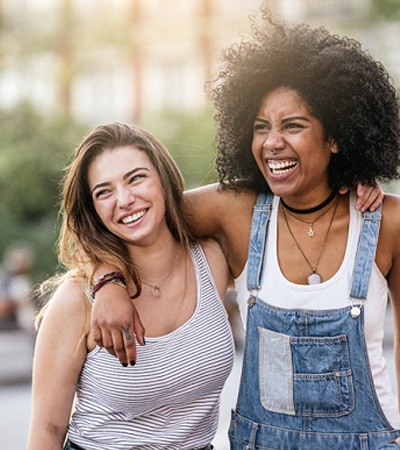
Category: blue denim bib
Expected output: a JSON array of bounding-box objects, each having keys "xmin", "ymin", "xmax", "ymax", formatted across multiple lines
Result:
[{"xmin": 229, "ymin": 193, "xmax": 400, "ymax": 449}]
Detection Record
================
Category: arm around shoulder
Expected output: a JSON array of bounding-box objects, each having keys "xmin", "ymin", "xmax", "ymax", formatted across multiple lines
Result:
[{"xmin": 184, "ymin": 183, "xmax": 257, "ymax": 238}]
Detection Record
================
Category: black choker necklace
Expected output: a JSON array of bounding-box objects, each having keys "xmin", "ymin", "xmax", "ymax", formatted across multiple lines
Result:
[{"xmin": 281, "ymin": 190, "xmax": 337, "ymax": 215}]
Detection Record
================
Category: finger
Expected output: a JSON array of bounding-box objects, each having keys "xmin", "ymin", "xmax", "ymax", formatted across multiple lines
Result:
[
  {"xmin": 134, "ymin": 315, "xmax": 146, "ymax": 347},
  {"xmin": 120, "ymin": 317, "xmax": 145, "ymax": 366},
  {"xmin": 366, "ymin": 191, "xmax": 384, "ymax": 212},
  {"xmin": 101, "ymin": 330, "xmax": 117, "ymax": 357},
  {"xmin": 92, "ymin": 323, "xmax": 104, "ymax": 348},
  {"xmin": 355, "ymin": 184, "xmax": 372, "ymax": 211},
  {"xmin": 119, "ymin": 323, "xmax": 137, "ymax": 366},
  {"xmin": 110, "ymin": 331, "xmax": 130, "ymax": 366},
  {"xmin": 123, "ymin": 330, "xmax": 138, "ymax": 367}
]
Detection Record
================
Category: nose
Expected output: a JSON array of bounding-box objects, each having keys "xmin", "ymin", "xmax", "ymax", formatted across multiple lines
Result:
[
  {"xmin": 262, "ymin": 131, "xmax": 285, "ymax": 152},
  {"xmin": 117, "ymin": 187, "xmax": 135, "ymax": 211}
]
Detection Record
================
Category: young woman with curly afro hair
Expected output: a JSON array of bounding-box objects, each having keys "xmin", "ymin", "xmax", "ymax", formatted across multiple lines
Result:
[{"xmin": 91, "ymin": 12, "xmax": 400, "ymax": 449}]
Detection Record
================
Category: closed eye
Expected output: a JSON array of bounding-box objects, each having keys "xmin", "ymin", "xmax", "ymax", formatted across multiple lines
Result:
[
  {"xmin": 253, "ymin": 122, "xmax": 270, "ymax": 133},
  {"xmin": 284, "ymin": 122, "xmax": 304, "ymax": 131}
]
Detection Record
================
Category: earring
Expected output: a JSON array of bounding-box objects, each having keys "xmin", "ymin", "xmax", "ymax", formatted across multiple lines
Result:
[{"xmin": 268, "ymin": 149, "xmax": 277, "ymax": 155}]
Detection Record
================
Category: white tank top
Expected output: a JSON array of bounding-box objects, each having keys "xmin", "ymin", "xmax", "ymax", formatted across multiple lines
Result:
[
  {"xmin": 235, "ymin": 193, "xmax": 400, "ymax": 427},
  {"xmin": 68, "ymin": 243, "xmax": 235, "ymax": 450}
]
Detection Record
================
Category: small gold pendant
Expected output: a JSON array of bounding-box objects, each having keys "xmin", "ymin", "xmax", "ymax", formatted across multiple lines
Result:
[{"xmin": 151, "ymin": 286, "xmax": 161, "ymax": 297}]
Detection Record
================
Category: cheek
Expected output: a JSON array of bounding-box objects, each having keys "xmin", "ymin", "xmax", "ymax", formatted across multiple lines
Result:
[
  {"xmin": 251, "ymin": 141, "xmax": 266, "ymax": 172},
  {"xmin": 93, "ymin": 202, "xmax": 111, "ymax": 224},
  {"xmin": 251, "ymin": 138, "xmax": 262, "ymax": 161}
]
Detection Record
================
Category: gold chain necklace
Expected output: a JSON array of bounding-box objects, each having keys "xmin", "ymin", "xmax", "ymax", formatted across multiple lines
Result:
[
  {"xmin": 282, "ymin": 198, "xmax": 339, "ymax": 284},
  {"xmin": 283, "ymin": 196, "xmax": 337, "ymax": 237},
  {"xmin": 141, "ymin": 247, "xmax": 180, "ymax": 297}
]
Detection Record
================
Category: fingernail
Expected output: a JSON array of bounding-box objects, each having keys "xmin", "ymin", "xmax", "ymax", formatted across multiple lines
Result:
[
  {"xmin": 130, "ymin": 360, "xmax": 136, "ymax": 366},
  {"xmin": 122, "ymin": 362, "xmax": 128, "ymax": 367},
  {"xmin": 143, "ymin": 338, "xmax": 146, "ymax": 345}
]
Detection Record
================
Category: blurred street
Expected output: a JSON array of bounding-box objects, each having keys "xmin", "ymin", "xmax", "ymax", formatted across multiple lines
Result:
[{"xmin": 0, "ymin": 306, "xmax": 396, "ymax": 450}]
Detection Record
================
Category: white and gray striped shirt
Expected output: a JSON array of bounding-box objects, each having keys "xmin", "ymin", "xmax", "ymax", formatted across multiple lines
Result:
[{"xmin": 67, "ymin": 244, "xmax": 235, "ymax": 449}]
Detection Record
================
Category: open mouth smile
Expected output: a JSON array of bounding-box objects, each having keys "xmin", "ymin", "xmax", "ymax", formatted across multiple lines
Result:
[
  {"xmin": 268, "ymin": 159, "xmax": 298, "ymax": 175},
  {"xmin": 121, "ymin": 209, "xmax": 146, "ymax": 224}
]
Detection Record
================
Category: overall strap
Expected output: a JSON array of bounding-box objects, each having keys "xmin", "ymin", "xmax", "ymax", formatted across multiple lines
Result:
[
  {"xmin": 350, "ymin": 205, "xmax": 382, "ymax": 300},
  {"xmin": 247, "ymin": 192, "xmax": 274, "ymax": 291}
]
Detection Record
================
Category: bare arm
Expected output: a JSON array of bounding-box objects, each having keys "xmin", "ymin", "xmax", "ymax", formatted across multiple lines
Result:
[
  {"xmin": 384, "ymin": 196, "xmax": 400, "ymax": 409},
  {"xmin": 91, "ymin": 183, "xmax": 249, "ymax": 365},
  {"xmin": 27, "ymin": 279, "xmax": 87, "ymax": 450},
  {"xmin": 91, "ymin": 181, "xmax": 384, "ymax": 363},
  {"xmin": 91, "ymin": 277, "xmax": 145, "ymax": 367}
]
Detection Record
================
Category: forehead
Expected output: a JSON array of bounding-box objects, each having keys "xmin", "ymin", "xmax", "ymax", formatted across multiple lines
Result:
[
  {"xmin": 257, "ymin": 87, "xmax": 311, "ymax": 116},
  {"xmin": 93, "ymin": 145, "xmax": 151, "ymax": 168},
  {"xmin": 87, "ymin": 145, "xmax": 154, "ymax": 183}
]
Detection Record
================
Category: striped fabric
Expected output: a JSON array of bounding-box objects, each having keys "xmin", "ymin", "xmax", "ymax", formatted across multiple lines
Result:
[{"xmin": 67, "ymin": 243, "xmax": 235, "ymax": 449}]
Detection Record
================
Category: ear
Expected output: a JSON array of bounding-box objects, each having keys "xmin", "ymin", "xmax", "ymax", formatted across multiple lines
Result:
[{"xmin": 328, "ymin": 137, "xmax": 339, "ymax": 154}]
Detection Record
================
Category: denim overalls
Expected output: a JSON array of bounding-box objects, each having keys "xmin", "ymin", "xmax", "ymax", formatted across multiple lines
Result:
[{"xmin": 229, "ymin": 193, "xmax": 400, "ymax": 449}]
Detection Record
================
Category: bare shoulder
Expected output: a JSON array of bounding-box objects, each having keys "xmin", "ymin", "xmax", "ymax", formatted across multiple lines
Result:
[
  {"xmin": 185, "ymin": 183, "xmax": 258, "ymax": 277},
  {"xmin": 381, "ymin": 193, "xmax": 400, "ymax": 235},
  {"xmin": 198, "ymin": 238, "xmax": 230, "ymax": 299},
  {"xmin": 184, "ymin": 183, "xmax": 257, "ymax": 234},
  {"xmin": 375, "ymin": 194, "xmax": 400, "ymax": 279},
  {"xmin": 200, "ymin": 237, "xmax": 227, "ymax": 267},
  {"xmin": 381, "ymin": 194, "xmax": 400, "ymax": 314},
  {"xmin": 39, "ymin": 275, "xmax": 88, "ymax": 328}
]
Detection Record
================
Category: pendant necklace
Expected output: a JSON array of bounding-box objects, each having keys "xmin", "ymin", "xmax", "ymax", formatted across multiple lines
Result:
[
  {"xmin": 141, "ymin": 247, "xmax": 180, "ymax": 297},
  {"xmin": 282, "ymin": 196, "xmax": 337, "ymax": 237},
  {"xmin": 282, "ymin": 197, "xmax": 338, "ymax": 284}
]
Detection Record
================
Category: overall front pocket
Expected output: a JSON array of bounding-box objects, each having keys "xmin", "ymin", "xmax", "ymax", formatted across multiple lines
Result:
[{"xmin": 258, "ymin": 327, "xmax": 355, "ymax": 417}]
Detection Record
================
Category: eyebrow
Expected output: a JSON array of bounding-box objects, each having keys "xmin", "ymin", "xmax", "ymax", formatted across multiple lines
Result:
[
  {"xmin": 254, "ymin": 116, "xmax": 311, "ymax": 124},
  {"xmin": 90, "ymin": 167, "xmax": 150, "ymax": 194}
]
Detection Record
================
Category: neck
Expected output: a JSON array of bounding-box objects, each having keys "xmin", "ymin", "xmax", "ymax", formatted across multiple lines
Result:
[
  {"xmin": 281, "ymin": 190, "xmax": 337, "ymax": 215},
  {"xmin": 133, "ymin": 240, "xmax": 180, "ymax": 277}
]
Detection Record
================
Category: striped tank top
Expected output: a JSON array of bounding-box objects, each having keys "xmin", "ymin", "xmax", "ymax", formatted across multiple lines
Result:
[{"xmin": 67, "ymin": 243, "xmax": 235, "ymax": 449}]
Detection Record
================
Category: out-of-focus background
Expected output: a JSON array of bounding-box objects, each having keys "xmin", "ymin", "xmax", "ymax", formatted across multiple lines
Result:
[{"xmin": 0, "ymin": 0, "xmax": 399, "ymax": 449}]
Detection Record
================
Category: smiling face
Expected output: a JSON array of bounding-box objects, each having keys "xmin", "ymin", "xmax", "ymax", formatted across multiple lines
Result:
[
  {"xmin": 88, "ymin": 145, "xmax": 168, "ymax": 247},
  {"xmin": 252, "ymin": 87, "xmax": 338, "ymax": 206}
]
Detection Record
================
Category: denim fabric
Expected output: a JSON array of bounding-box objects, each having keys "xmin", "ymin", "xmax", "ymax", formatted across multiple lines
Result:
[{"xmin": 229, "ymin": 193, "xmax": 400, "ymax": 449}]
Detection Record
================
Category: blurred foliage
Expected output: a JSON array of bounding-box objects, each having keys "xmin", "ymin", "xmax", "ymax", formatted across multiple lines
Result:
[
  {"xmin": 140, "ymin": 107, "xmax": 218, "ymax": 189},
  {"xmin": 0, "ymin": 104, "xmax": 88, "ymax": 280},
  {"xmin": 0, "ymin": 104, "xmax": 217, "ymax": 281},
  {"xmin": 370, "ymin": 0, "xmax": 400, "ymax": 20}
]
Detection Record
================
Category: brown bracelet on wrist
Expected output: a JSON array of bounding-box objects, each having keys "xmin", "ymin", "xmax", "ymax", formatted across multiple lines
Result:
[{"xmin": 92, "ymin": 271, "xmax": 126, "ymax": 295}]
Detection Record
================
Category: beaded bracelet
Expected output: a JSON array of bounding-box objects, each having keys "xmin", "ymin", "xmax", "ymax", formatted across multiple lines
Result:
[{"xmin": 92, "ymin": 271, "xmax": 126, "ymax": 295}]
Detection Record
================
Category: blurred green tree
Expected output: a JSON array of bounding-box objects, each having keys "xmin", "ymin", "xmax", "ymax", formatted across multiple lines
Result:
[
  {"xmin": 0, "ymin": 105, "xmax": 216, "ymax": 281},
  {"xmin": 0, "ymin": 104, "xmax": 87, "ymax": 280},
  {"xmin": 370, "ymin": 0, "xmax": 400, "ymax": 20},
  {"xmin": 140, "ymin": 107, "xmax": 218, "ymax": 188}
]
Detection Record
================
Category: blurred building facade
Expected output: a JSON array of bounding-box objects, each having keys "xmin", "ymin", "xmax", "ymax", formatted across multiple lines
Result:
[{"xmin": 0, "ymin": 0, "xmax": 398, "ymax": 125}]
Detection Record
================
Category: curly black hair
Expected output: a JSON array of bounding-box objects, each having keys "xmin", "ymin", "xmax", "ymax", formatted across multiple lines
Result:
[{"xmin": 211, "ymin": 13, "xmax": 400, "ymax": 192}]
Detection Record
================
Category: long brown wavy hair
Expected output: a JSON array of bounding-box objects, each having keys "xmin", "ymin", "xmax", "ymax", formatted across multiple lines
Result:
[
  {"xmin": 36, "ymin": 122, "xmax": 194, "ymax": 328},
  {"xmin": 59, "ymin": 122, "xmax": 194, "ymax": 292}
]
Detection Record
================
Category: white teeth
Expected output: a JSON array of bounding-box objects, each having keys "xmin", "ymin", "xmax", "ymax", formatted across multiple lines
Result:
[
  {"xmin": 122, "ymin": 210, "xmax": 145, "ymax": 224},
  {"xmin": 268, "ymin": 160, "xmax": 297, "ymax": 174}
]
